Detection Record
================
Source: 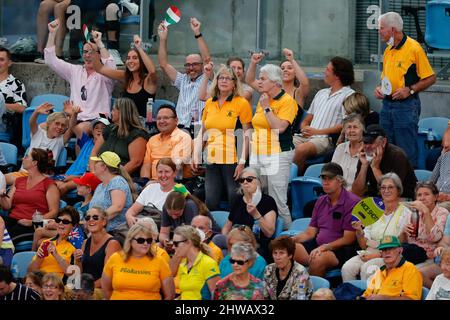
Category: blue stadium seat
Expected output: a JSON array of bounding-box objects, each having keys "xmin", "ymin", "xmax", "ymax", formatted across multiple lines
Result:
[
  {"xmin": 417, "ymin": 117, "xmax": 449, "ymax": 169},
  {"xmin": 280, "ymin": 217, "xmax": 311, "ymax": 237},
  {"xmin": 0, "ymin": 132, "xmax": 10, "ymax": 143},
  {"xmin": 325, "ymin": 268, "xmax": 342, "ymax": 280},
  {"xmin": 345, "ymin": 279, "xmax": 367, "ymax": 291},
  {"xmin": 153, "ymin": 99, "xmax": 176, "ymax": 118},
  {"xmin": 0, "ymin": 142, "xmax": 18, "ymax": 170},
  {"xmin": 304, "ymin": 163, "xmax": 325, "ymax": 179},
  {"xmin": 422, "ymin": 287, "xmax": 430, "ymax": 300},
  {"xmin": 11, "ymin": 251, "xmax": 36, "ymax": 279},
  {"xmin": 289, "ymin": 163, "xmax": 298, "ymax": 182},
  {"xmin": 414, "ymin": 169, "xmax": 432, "ymax": 182},
  {"xmin": 14, "ymin": 241, "xmax": 33, "ymax": 253},
  {"xmin": 310, "ymin": 275, "xmax": 330, "ymax": 292},
  {"xmin": 290, "ymin": 177, "xmax": 323, "ymax": 219},
  {"xmin": 210, "ymin": 211, "xmax": 229, "ymax": 230},
  {"xmin": 425, "ymin": 1, "xmax": 450, "ymax": 49},
  {"xmin": 274, "ymin": 216, "xmax": 284, "ymax": 237}
]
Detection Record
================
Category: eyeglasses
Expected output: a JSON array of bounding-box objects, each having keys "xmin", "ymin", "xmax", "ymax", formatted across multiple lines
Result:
[
  {"xmin": 55, "ymin": 217, "xmax": 72, "ymax": 225},
  {"xmin": 173, "ymin": 239, "xmax": 188, "ymax": 247},
  {"xmin": 156, "ymin": 116, "xmax": 176, "ymax": 121},
  {"xmin": 237, "ymin": 176, "xmax": 257, "ymax": 184},
  {"xmin": 42, "ymin": 285, "xmax": 58, "ymax": 290},
  {"xmin": 85, "ymin": 215, "xmax": 100, "ymax": 221},
  {"xmin": 81, "ymin": 85, "xmax": 87, "ymax": 101},
  {"xmin": 380, "ymin": 185, "xmax": 396, "ymax": 192},
  {"xmin": 229, "ymin": 258, "xmax": 248, "ymax": 266},
  {"xmin": 217, "ymin": 76, "xmax": 234, "ymax": 82},
  {"xmin": 184, "ymin": 62, "xmax": 202, "ymax": 69},
  {"xmin": 133, "ymin": 237, "xmax": 153, "ymax": 244}
]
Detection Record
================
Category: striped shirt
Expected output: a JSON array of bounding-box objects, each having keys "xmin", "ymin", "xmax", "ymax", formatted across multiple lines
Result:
[
  {"xmin": 431, "ymin": 151, "xmax": 450, "ymax": 193},
  {"xmin": 308, "ymin": 86, "xmax": 354, "ymax": 137},
  {"xmin": 1, "ymin": 226, "xmax": 14, "ymax": 250},
  {"xmin": 2, "ymin": 283, "xmax": 41, "ymax": 300},
  {"xmin": 174, "ymin": 72, "xmax": 207, "ymax": 127}
]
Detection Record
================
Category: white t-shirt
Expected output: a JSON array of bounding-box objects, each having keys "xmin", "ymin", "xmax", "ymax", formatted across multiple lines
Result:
[
  {"xmin": 135, "ymin": 183, "xmax": 171, "ymax": 211},
  {"xmin": 29, "ymin": 125, "xmax": 65, "ymax": 163},
  {"xmin": 0, "ymin": 171, "xmax": 5, "ymax": 190},
  {"xmin": 426, "ymin": 274, "xmax": 450, "ymax": 300}
]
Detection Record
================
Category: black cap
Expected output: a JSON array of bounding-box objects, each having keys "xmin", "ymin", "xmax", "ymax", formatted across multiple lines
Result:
[
  {"xmin": 320, "ymin": 162, "xmax": 344, "ymax": 178},
  {"xmin": 363, "ymin": 124, "xmax": 386, "ymax": 144}
]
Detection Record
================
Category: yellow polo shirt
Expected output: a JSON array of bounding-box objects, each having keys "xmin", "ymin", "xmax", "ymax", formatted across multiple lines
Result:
[
  {"xmin": 363, "ymin": 257, "xmax": 422, "ymax": 300},
  {"xmin": 155, "ymin": 245, "xmax": 170, "ymax": 264},
  {"xmin": 202, "ymin": 95, "xmax": 252, "ymax": 164},
  {"xmin": 32, "ymin": 239, "xmax": 75, "ymax": 278},
  {"xmin": 251, "ymin": 90, "xmax": 297, "ymax": 155},
  {"xmin": 382, "ymin": 34, "xmax": 435, "ymax": 93},
  {"xmin": 177, "ymin": 251, "xmax": 220, "ymax": 300},
  {"xmin": 103, "ymin": 252, "xmax": 171, "ymax": 300},
  {"xmin": 208, "ymin": 241, "xmax": 224, "ymax": 263},
  {"xmin": 143, "ymin": 128, "xmax": 192, "ymax": 179}
]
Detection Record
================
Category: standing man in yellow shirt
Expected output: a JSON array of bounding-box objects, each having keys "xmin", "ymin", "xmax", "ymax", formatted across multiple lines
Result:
[
  {"xmin": 375, "ymin": 12, "xmax": 436, "ymax": 168},
  {"xmin": 362, "ymin": 235, "xmax": 423, "ymax": 300}
]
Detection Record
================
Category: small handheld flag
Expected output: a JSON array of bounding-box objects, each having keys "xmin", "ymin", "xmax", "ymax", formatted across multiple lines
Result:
[
  {"xmin": 82, "ymin": 24, "xmax": 90, "ymax": 42},
  {"xmin": 351, "ymin": 197, "xmax": 385, "ymax": 227},
  {"xmin": 163, "ymin": 6, "xmax": 182, "ymax": 27}
]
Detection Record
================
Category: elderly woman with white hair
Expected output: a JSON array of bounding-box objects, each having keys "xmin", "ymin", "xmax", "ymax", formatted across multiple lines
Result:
[
  {"xmin": 249, "ymin": 63, "xmax": 298, "ymax": 230},
  {"xmin": 222, "ymin": 167, "xmax": 277, "ymax": 262},
  {"xmin": 213, "ymin": 241, "xmax": 265, "ymax": 300},
  {"xmin": 193, "ymin": 64, "xmax": 253, "ymax": 211},
  {"xmin": 341, "ymin": 172, "xmax": 412, "ymax": 281}
]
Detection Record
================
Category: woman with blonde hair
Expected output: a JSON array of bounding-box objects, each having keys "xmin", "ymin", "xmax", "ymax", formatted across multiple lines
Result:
[
  {"xmin": 343, "ymin": 92, "xmax": 379, "ymax": 127},
  {"xmin": 101, "ymin": 222, "xmax": 174, "ymax": 300},
  {"xmin": 194, "ymin": 64, "xmax": 253, "ymax": 212},
  {"xmin": 91, "ymin": 97, "xmax": 150, "ymax": 176},
  {"xmin": 41, "ymin": 273, "xmax": 65, "ymax": 300},
  {"xmin": 172, "ymin": 225, "xmax": 220, "ymax": 300}
]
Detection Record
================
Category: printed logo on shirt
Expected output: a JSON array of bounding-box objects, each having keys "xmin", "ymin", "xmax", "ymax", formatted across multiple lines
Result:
[{"xmin": 120, "ymin": 267, "xmax": 152, "ymax": 275}]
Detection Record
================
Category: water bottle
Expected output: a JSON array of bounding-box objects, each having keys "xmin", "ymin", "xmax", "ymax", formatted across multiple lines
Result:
[
  {"xmin": 11, "ymin": 262, "xmax": 19, "ymax": 280},
  {"xmin": 32, "ymin": 210, "xmax": 43, "ymax": 230},
  {"xmin": 146, "ymin": 98, "xmax": 154, "ymax": 124},
  {"xmin": 252, "ymin": 220, "xmax": 260, "ymax": 241},
  {"xmin": 175, "ymin": 161, "xmax": 183, "ymax": 182},
  {"xmin": 410, "ymin": 208, "xmax": 420, "ymax": 238},
  {"xmin": 297, "ymin": 280, "xmax": 307, "ymax": 300}
]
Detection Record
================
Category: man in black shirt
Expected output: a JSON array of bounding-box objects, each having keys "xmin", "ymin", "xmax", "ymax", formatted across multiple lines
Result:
[
  {"xmin": 352, "ymin": 124, "xmax": 417, "ymax": 199},
  {"xmin": 0, "ymin": 266, "xmax": 41, "ymax": 300}
]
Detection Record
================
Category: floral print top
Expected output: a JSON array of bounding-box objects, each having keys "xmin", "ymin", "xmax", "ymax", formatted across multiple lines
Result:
[{"xmin": 213, "ymin": 274, "xmax": 265, "ymax": 300}]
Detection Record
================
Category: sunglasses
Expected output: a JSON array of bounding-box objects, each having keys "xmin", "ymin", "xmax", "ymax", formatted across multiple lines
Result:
[
  {"xmin": 230, "ymin": 258, "xmax": 248, "ymax": 266},
  {"xmin": 55, "ymin": 217, "xmax": 72, "ymax": 225},
  {"xmin": 173, "ymin": 239, "xmax": 188, "ymax": 247},
  {"xmin": 133, "ymin": 237, "xmax": 153, "ymax": 244},
  {"xmin": 237, "ymin": 176, "xmax": 257, "ymax": 184},
  {"xmin": 85, "ymin": 215, "xmax": 100, "ymax": 221}
]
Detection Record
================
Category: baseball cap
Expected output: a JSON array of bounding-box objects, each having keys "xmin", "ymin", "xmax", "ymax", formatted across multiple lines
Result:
[
  {"xmin": 73, "ymin": 172, "xmax": 101, "ymax": 191},
  {"xmin": 363, "ymin": 124, "xmax": 386, "ymax": 144},
  {"xmin": 377, "ymin": 235, "xmax": 402, "ymax": 250},
  {"xmin": 91, "ymin": 117, "xmax": 110, "ymax": 129},
  {"xmin": 319, "ymin": 162, "xmax": 344, "ymax": 179},
  {"xmin": 90, "ymin": 151, "xmax": 121, "ymax": 168}
]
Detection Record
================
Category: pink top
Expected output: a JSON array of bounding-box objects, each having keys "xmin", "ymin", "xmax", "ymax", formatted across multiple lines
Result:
[
  {"xmin": 408, "ymin": 205, "xmax": 449, "ymax": 259},
  {"xmin": 9, "ymin": 177, "xmax": 55, "ymax": 220},
  {"xmin": 44, "ymin": 46, "xmax": 116, "ymax": 121}
]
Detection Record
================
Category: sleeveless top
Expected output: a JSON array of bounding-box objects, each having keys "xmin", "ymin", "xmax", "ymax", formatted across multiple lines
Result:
[
  {"xmin": 291, "ymin": 89, "xmax": 304, "ymax": 134},
  {"xmin": 122, "ymin": 88, "xmax": 156, "ymax": 118},
  {"xmin": 82, "ymin": 236, "xmax": 115, "ymax": 281}
]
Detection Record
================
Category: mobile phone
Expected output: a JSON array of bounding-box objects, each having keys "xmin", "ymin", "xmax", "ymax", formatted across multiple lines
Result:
[{"xmin": 41, "ymin": 241, "xmax": 51, "ymax": 257}]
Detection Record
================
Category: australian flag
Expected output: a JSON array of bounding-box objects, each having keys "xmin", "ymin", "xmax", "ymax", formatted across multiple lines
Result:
[{"xmin": 68, "ymin": 226, "xmax": 85, "ymax": 249}]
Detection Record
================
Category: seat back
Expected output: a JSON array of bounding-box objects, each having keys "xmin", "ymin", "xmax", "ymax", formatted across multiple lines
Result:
[
  {"xmin": 289, "ymin": 163, "xmax": 298, "ymax": 182},
  {"xmin": 418, "ymin": 117, "xmax": 450, "ymax": 141},
  {"xmin": 289, "ymin": 218, "xmax": 311, "ymax": 232},
  {"xmin": 304, "ymin": 163, "xmax": 325, "ymax": 179},
  {"xmin": 210, "ymin": 211, "xmax": 229, "ymax": 230},
  {"xmin": 414, "ymin": 169, "xmax": 432, "ymax": 182},
  {"xmin": 422, "ymin": 286, "xmax": 430, "ymax": 300},
  {"xmin": 29, "ymin": 94, "xmax": 68, "ymax": 110},
  {"xmin": 274, "ymin": 216, "xmax": 284, "ymax": 237},
  {"xmin": 290, "ymin": 177, "xmax": 323, "ymax": 219},
  {"xmin": 310, "ymin": 275, "xmax": 330, "ymax": 292},
  {"xmin": 153, "ymin": 99, "xmax": 176, "ymax": 118},
  {"xmin": 0, "ymin": 142, "xmax": 18, "ymax": 165},
  {"xmin": 425, "ymin": 1, "xmax": 450, "ymax": 49},
  {"xmin": 345, "ymin": 279, "xmax": 368, "ymax": 291},
  {"xmin": 11, "ymin": 251, "xmax": 36, "ymax": 279}
]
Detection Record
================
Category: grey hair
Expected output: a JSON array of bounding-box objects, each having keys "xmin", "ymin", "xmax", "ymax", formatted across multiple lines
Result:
[
  {"xmin": 378, "ymin": 12, "xmax": 403, "ymax": 32},
  {"xmin": 138, "ymin": 217, "xmax": 159, "ymax": 236},
  {"xmin": 230, "ymin": 241, "xmax": 257, "ymax": 262},
  {"xmin": 260, "ymin": 64, "xmax": 283, "ymax": 87},
  {"xmin": 343, "ymin": 113, "xmax": 365, "ymax": 131},
  {"xmin": 379, "ymin": 172, "xmax": 403, "ymax": 196},
  {"xmin": 237, "ymin": 167, "xmax": 262, "ymax": 195}
]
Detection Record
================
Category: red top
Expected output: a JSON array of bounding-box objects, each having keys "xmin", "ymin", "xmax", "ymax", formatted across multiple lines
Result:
[{"xmin": 9, "ymin": 177, "xmax": 55, "ymax": 220}]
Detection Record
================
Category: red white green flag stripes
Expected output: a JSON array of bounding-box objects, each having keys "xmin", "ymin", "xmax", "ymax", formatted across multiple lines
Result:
[{"xmin": 163, "ymin": 6, "xmax": 181, "ymax": 26}]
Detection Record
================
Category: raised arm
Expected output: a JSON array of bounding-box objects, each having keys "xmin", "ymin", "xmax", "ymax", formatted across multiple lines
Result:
[
  {"xmin": 133, "ymin": 35, "xmax": 158, "ymax": 88},
  {"xmin": 245, "ymin": 53, "xmax": 264, "ymax": 91},
  {"xmin": 190, "ymin": 17, "xmax": 211, "ymax": 63},
  {"xmin": 157, "ymin": 23, "xmax": 178, "ymax": 82},
  {"xmin": 282, "ymin": 48, "xmax": 310, "ymax": 105},
  {"xmin": 91, "ymin": 44, "xmax": 125, "ymax": 82},
  {"xmin": 198, "ymin": 62, "xmax": 214, "ymax": 101},
  {"xmin": 30, "ymin": 103, "xmax": 53, "ymax": 135}
]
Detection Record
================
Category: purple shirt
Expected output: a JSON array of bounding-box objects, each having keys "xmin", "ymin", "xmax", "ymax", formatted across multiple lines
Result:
[
  {"xmin": 44, "ymin": 46, "xmax": 116, "ymax": 121},
  {"xmin": 310, "ymin": 188, "xmax": 359, "ymax": 245}
]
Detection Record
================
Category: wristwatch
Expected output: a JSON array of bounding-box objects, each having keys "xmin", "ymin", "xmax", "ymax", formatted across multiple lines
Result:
[
  {"xmin": 264, "ymin": 107, "xmax": 271, "ymax": 113},
  {"xmin": 409, "ymin": 86, "xmax": 415, "ymax": 95}
]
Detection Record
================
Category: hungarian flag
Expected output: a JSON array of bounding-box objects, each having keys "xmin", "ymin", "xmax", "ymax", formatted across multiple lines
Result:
[
  {"xmin": 82, "ymin": 24, "xmax": 90, "ymax": 42},
  {"xmin": 163, "ymin": 6, "xmax": 181, "ymax": 26}
]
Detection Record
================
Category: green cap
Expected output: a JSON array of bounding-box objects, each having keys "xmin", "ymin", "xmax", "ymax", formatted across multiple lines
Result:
[{"xmin": 378, "ymin": 235, "xmax": 401, "ymax": 250}]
